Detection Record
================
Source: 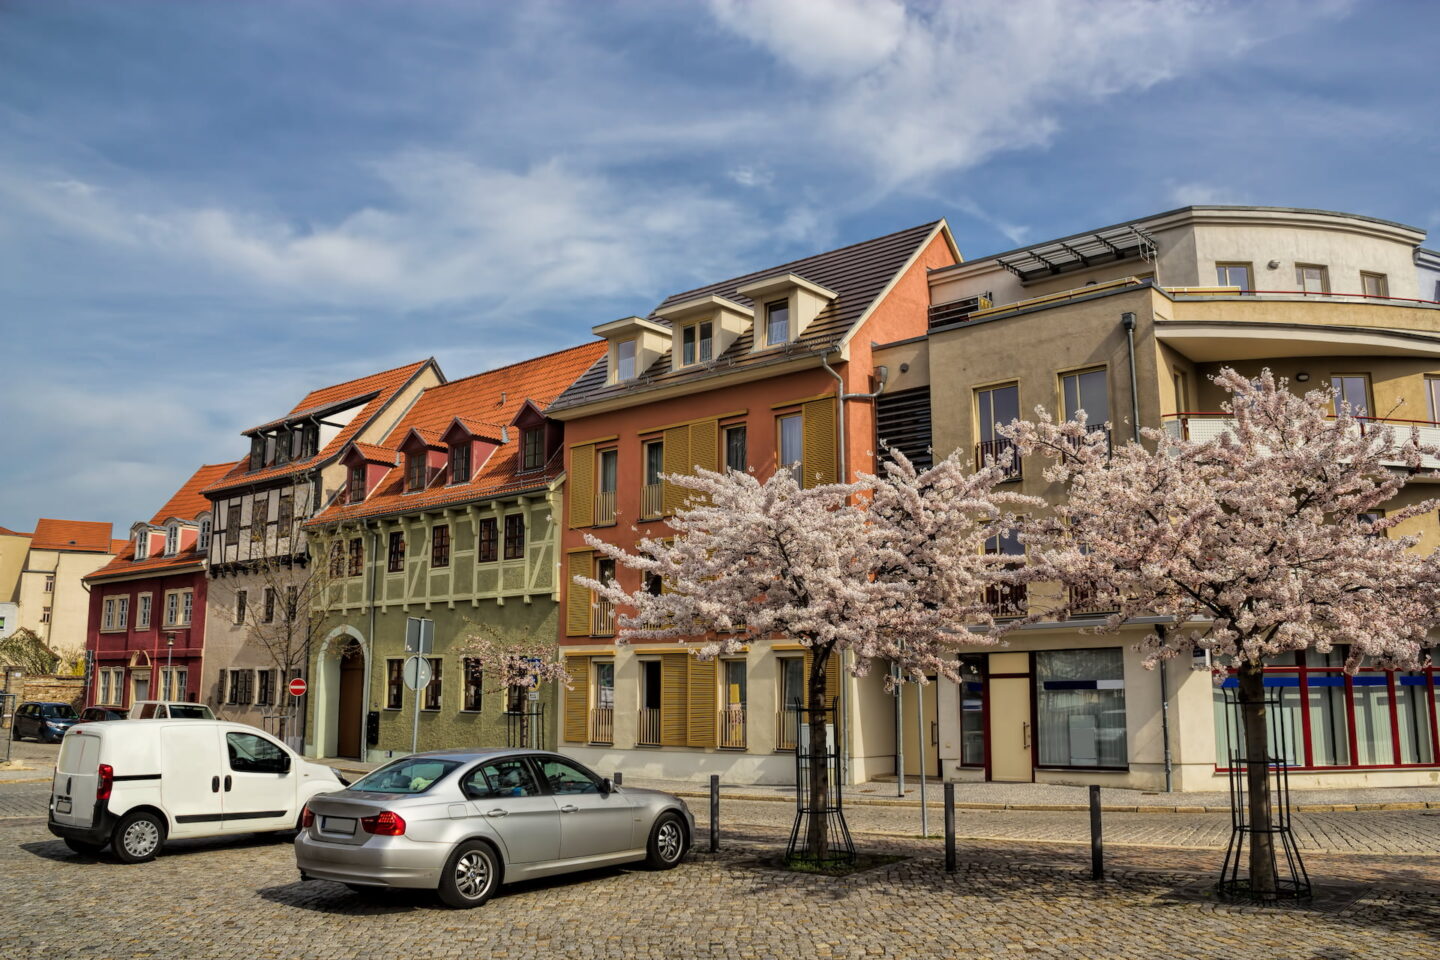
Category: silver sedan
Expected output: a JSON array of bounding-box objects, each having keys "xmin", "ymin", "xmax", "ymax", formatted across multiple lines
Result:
[{"xmin": 293, "ymin": 748, "xmax": 694, "ymax": 908}]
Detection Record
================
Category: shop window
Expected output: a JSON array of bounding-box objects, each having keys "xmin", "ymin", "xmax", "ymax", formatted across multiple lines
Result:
[{"xmin": 1034, "ymin": 649, "xmax": 1128, "ymax": 768}]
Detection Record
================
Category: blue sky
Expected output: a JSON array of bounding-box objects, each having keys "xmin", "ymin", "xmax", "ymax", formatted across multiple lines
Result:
[{"xmin": 2, "ymin": 0, "xmax": 1438, "ymax": 530}]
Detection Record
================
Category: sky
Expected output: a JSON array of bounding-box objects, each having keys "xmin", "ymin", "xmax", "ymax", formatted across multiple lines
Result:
[{"xmin": 2, "ymin": 0, "xmax": 1438, "ymax": 531}]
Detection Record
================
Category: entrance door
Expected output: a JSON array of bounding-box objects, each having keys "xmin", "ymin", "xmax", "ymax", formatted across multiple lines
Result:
[
  {"xmin": 335, "ymin": 641, "xmax": 365, "ymax": 759},
  {"xmin": 901, "ymin": 678, "xmax": 940, "ymax": 778},
  {"xmin": 988, "ymin": 652, "xmax": 1033, "ymax": 782}
]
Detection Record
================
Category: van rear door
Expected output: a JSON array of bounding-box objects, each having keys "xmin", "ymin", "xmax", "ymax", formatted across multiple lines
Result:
[
  {"xmin": 52, "ymin": 730, "xmax": 102, "ymax": 828},
  {"xmin": 159, "ymin": 725, "xmax": 226, "ymax": 833}
]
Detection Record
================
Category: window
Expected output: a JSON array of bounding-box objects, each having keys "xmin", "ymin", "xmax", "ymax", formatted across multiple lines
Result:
[
  {"xmin": 463, "ymin": 757, "xmax": 540, "ymax": 799},
  {"xmin": 137, "ymin": 594, "xmax": 152, "ymax": 629},
  {"xmin": 642, "ymin": 440, "xmax": 664, "ymax": 518},
  {"xmin": 1296, "ymin": 263, "xmax": 1330, "ymax": 294},
  {"xmin": 462, "ymin": 658, "xmax": 483, "ymax": 711},
  {"xmin": 388, "ymin": 531, "xmax": 405, "ymax": 573},
  {"xmin": 1361, "ymin": 272, "xmax": 1389, "ymax": 298},
  {"xmin": 228, "ymin": 669, "xmax": 254, "ymax": 706},
  {"xmin": 423, "ymin": 658, "xmax": 442, "ymax": 710},
  {"xmin": 159, "ymin": 667, "xmax": 187, "ymax": 702},
  {"xmin": 779, "ymin": 657, "xmax": 804, "ymax": 747},
  {"xmin": 165, "ymin": 525, "xmax": 179, "ymax": 556},
  {"xmin": 165, "ymin": 592, "xmax": 179, "ymax": 626},
  {"xmin": 721, "ymin": 659, "xmax": 747, "ymax": 749},
  {"xmin": 522, "ymin": 427, "xmax": 545, "ymax": 471},
  {"xmin": 348, "ymin": 537, "xmax": 363, "ymax": 577},
  {"xmin": 348, "ymin": 465, "xmax": 366, "ymax": 503},
  {"xmin": 984, "ymin": 530, "xmax": 1026, "ymax": 616},
  {"xmin": 226, "ymin": 502, "xmax": 241, "ymax": 541},
  {"xmin": 251, "ymin": 492, "xmax": 268, "ymax": 538},
  {"xmin": 102, "ymin": 597, "xmax": 116, "ymax": 631},
  {"xmin": 540, "ymin": 755, "xmax": 603, "ymax": 794},
  {"xmin": 1035, "ymin": 648, "xmax": 1127, "ymax": 768},
  {"xmin": 249, "ymin": 436, "xmax": 265, "ymax": 470},
  {"xmin": 116, "ymin": 596, "xmax": 129, "ymax": 628},
  {"xmin": 44, "ymin": 574, "xmax": 54, "ymax": 593},
  {"xmin": 638, "ymin": 660, "xmax": 663, "ymax": 745},
  {"xmin": 284, "ymin": 585, "xmax": 297, "ymax": 622},
  {"xmin": 198, "ymin": 518, "xmax": 211, "ymax": 552},
  {"xmin": 256, "ymin": 669, "xmax": 275, "ymax": 707},
  {"xmin": 134, "ymin": 533, "xmax": 148, "ymax": 561},
  {"xmin": 40, "ymin": 606, "xmax": 51, "ymax": 624},
  {"xmin": 263, "ymin": 587, "xmax": 276, "ymax": 624},
  {"xmin": 450, "ymin": 443, "xmax": 471, "ymax": 484},
  {"xmin": 180, "ymin": 591, "xmax": 192, "ymax": 625},
  {"xmin": 975, "ymin": 383, "xmax": 1021, "ymax": 479},
  {"xmin": 778, "ymin": 414, "xmax": 803, "ymax": 482},
  {"xmin": 1429, "ymin": 376, "xmax": 1440, "ymax": 424},
  {"xmin": 765, "ymin": 299, "xmax": 790, "ymax": 346},
  {"xmin": 1060, "ymin": 368, "xmax": 1109, "ymax": 432},
  {"xmin": 1215, "ymin": 262, "xmax": 1252, "ymax": 290},
  {"xmin": 352, "ymin": 758, "xmax": 461, "ymax": 795},
  {"xmin": 724, "ymin": 425, "xmax": 747, "ymax": 473},
  {"xmin": 432, "ymin": 524, "xmax": 451, "ymax": 568},
  {"xmin": 616, "ymin": 339, "xmax": 637, "ymax": 381},
  {"xmin": 329, "ymin": 540, "xmax": 345, "ymax": 578},
  {"xmin": 1331, "ymin": 374, "xmax": 1372, "ymax": 417},
  {"xmin": 406, "ymin": 453, "xmax": 426, "ymax": 492},
  {"xmin": 477, "ymin": 518, "xmax": 498, "ymax": 563},
  {"xmin": 504, "ymin": 514, "xmax": 525, "ymax": 560},
  {"xmin": 644, "ymin": 571, "xmax": 663, "ymax": 596},
  {"xmin": 300, "ymin": 423, "xmax": 319, "ymax": 458},
  {"xmin": 234, "ymin": 590, "xmax": 247, "ymax": 625},
  {"xmin": 276, "ymin": 493, "xmax": 293, "ymax": 535},
  {"xmin": 596, "ymin": 448, "xmax": 618, "ymax": 525},
  {"xmin": 226, "ymin": 732, "xmax": 287, "ymax": 774},
  {"xmin": 274, "ymin": 430, "xmax": 291, "ymax": 467},
  {"xmin": 386, "ymin": 659, "xmax": 404, "ymax": 709},
  {"xmin": 98, "ymin": 668, "xmax": 124, "ymax": 706},
  {"xmin": 958, "ymin": 656, "xmax": 985, "ymax": 767},
  {"xmin": 681, "ymin": 321, "xmax": 713, "ymax": 365}
]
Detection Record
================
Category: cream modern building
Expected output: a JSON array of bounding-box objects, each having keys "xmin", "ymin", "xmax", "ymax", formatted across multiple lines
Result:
[
  {"xmin": 4, "ymin": 519, "xmax": 120, "ymax": 666},
  {"xmin": 873, "ymin": 205, "xmax": 1440, "ymax": 792}
]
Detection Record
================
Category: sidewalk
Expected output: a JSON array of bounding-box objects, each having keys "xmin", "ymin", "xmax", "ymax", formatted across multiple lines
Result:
[{"xmin": 316, "ymin": 755, "xmax": 1440, "ymax": 814}]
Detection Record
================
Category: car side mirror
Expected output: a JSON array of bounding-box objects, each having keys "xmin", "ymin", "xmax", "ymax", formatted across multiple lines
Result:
[
  {"xmin": 599, "ymin": 777, "xmax": 613, "ymax": 797},
  {"xmin": 279, "ymin": 754, "xmax": 292, "ymax": 775}
]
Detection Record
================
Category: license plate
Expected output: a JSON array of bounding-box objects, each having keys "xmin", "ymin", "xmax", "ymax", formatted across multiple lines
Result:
[
  {"xmin": 321, "ymin": 816, "xmax": 356, "ymax": 836},
  {"xmin": 55, "ymin": 798, "xmax": 72, "ymax": 815}
]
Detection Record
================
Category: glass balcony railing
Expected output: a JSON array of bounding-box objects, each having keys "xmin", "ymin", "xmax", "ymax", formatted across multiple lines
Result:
[{"xmin": 1163, "ymin": 413, "xmax": 1440, "ymax": 469}]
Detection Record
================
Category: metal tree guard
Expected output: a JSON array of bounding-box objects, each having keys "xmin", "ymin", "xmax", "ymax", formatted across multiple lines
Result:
[
  {"xmin": 785, "ymin": 699, "xmax": 856, "ymax": 866},
  {"xmin": 506, "ymin": 702, "xmax": 545, "ymax": 750},
  {"xmin": 1217, "ymin": 686, "xmax": 1312, "ymax": 901}
]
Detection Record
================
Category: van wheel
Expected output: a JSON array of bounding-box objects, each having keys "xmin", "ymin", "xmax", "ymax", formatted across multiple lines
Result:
[
  {"xmin": 112, "ymin": 811, "xmax": 165, "ymax": 863},
  {"xmin": 63, "ymin": 838, "xmax": 104, "ymax": 856},
  {"xmin": 436, "ymin": 840, "xmax": 499, "ymax": 908},
  {"xmin": 646, "ymin": 812, "xmax": 687, "ymax": 869}
]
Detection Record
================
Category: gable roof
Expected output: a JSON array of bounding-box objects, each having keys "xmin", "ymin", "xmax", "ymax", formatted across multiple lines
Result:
[
  {"xmin": 310, "ymin": 342, "xmax": 605, "ymax": 526},
  {"xmin": 550, "ymin": 221, "xmax": 951, "ymax": 413},
  {"xmin": 148, "ymin": 463, "xmax": 235, "ymax": 526},
  {"xmin": 29, "ymin": 519, "xmax": 115, "ymax": 553},
  {"xmin": 0, "ymin": 525, "xmax": 30, "ymax": 538},
  {"xmin": 88, "ymin": 464, "xmax": 233, "ymax": 582},
  {"xmin": 203, "ymin": 359, "xmax": 438, "ymax": 497}
]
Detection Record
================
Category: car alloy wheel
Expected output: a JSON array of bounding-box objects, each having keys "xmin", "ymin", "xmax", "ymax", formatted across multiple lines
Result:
[
  {"xmin": 438, "ymin": 841, "xmax": 499, "ymax": 908},
  {"xmin": 454, "ymin": 850, "xmax": 491, "ymax": 900},
  {"xmin": 646, "ymin": 812, "xmax": 687, "ymax": 869}
]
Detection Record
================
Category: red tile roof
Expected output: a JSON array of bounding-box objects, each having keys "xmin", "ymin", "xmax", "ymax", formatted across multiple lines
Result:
[
  {"xmin": 310, "ymin": 342, "xmax": 606, "ymax": 526},
  {"xmin": 29, "ymin": 519, "xmax": 115, "ymax": 553},
  {"xmin": 87, "ymin": 463, "xmax": 235, "ymax": 582},
  {"xmin": 149, "ymin": 463, "xmax": 237, "ymax": 524},
  {"xmin": 203, "ymin": 359, "xmax": 437, "ymax": 496},
  {"xmin": 0, "ymin": 525, "xmax": 30, "ymax": 537},
  {"xmin": 110, "ymin": 540, "xmax": 129, "ymax": 555},
  {"xmin": 349, "ymin": 442, "xmax": 399, "ymax": 466}
]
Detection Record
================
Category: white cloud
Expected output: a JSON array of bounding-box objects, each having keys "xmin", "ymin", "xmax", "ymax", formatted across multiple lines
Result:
[
  {"xmin": 1168, "ymin": 182, "xmax": 1241, "ymax": 206},
  {"xmin": 708, "ymin": 0, "xmax": 907, "ymax": 79}
]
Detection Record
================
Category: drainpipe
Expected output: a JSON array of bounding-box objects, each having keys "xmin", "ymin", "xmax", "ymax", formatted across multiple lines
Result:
[
  {"xmin": 363, "ymin": 521, "xmax": 380, "ymax": 762},
  {"xmin": 1120, "ymin": 312, "xmax": 1141, "ymax": 444},
  {"xmin": 818, "ymin": 352, "xmax": 890, "ymax": 786}
]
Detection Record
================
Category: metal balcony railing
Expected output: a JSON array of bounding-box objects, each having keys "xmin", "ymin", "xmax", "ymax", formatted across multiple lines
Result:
[
  {"xmin": 985, "ymin": 582, "xmax": 1028, "ymax": 619},
  {"xmin": 637, "ymin": 707, "xmax": 661, "ymax": 746},
  {"xmin": 595, "ymin": 490, "xmax": 617, "ymax": 526},
  {"xmin": 718, "ymin": 707, "xmax": 746, "ymax": 749},
  {"xmin": 1163, "ymin": 413, "xmax": 1440, "ymax": 469},
  {"xmin": 1068, "ymin": 585, "xmax": 1118, "ymax": 617},
  {"xmin": 589, "ymin": 706, "xmax": 614, "ymax": 745},
  {"xmin": 590, "ymin": 597, "xmax": 615, "ymax": 638},
  {"xmin": 975, "ymin": 438, "xmax": 1022, "ymax": 481},
  {"xmin": 641, "ymin": 482, "xmax": 663, "ymax": 519},
  {"xmin": 775, "ymin": 708, "xmax": 799, "ymax": 752}
]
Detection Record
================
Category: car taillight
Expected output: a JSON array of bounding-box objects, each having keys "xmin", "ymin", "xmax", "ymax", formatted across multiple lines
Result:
[
  {"xmin": 96, "ymin": 763, "xmax": 114, "ymax": 802},
  {"xmin": 360, "ymin": 811, "xmax": 406, "ymax": 836},
  {"xmin": 301, "ymin": 805, "xmax": 314, "ymax": 828}
]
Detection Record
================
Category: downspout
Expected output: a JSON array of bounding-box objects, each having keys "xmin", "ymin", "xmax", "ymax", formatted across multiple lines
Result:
[
  {"xmin": 819, "ymin": 351, "xmax": 891, "ymax": 787},
  {"xmin": 1124, "ymin": 311, "xmax": 1172, "ymax": 792},
  {"xmin": 364, "ymin": 520, "xmax": 380, "ymax": 762}
]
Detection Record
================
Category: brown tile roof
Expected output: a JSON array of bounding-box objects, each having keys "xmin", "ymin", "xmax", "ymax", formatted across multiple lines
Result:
[
  {"xmin": 86, "ymin": 541, "xmax": 207, "ymax": 581},
  {"xmin": 350, "ymin": 442, "xmax": 399, "ymax": 466},
  {"xmin": 149, "ymin": 463, "xmax": 237, "ymax": 525},
  {"xmin": 110, "ymin": 540, "xmax": 129, "ymax": 555},
  {"xmin": 29, "ymin": 519, "xmax": 115, "ymax": 553},
  {"xmin": 203, "ymin": 359, "xmax": 437, "ymax": 496},
  {"xmin": 0, "ymin": 526, "xmax": 30, "ymax": 537},
  {"xmin": 550, "ymin": 221, "xmax": 947, "ymax": 412},
  {"xmin": 309, "ymin": 342, "xmax": 606, "ymax": 526}
]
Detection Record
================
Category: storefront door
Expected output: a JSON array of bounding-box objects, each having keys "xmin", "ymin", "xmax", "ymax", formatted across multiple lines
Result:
[
  {"xmin": 987, "ymin": 652, "xmax": 1032, "ymax": 782},
  {"xmin": 901, "ymin": 677, "xmax": 940, "ymax": 778}
]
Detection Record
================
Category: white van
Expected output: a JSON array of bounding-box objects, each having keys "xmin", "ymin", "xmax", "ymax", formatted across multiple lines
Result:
[
  {"xmin": 128, "ymin": 701, "xmax": 215, "ymax": 720},
  {"xmin": 48, "ymin": 720, "xmax": 346, "ymax": 863}
]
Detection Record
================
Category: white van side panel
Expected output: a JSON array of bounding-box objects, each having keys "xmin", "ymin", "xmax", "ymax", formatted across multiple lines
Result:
[{"xmin": 159, "ymin": 725, "xmax": 225, "ymax": 838}]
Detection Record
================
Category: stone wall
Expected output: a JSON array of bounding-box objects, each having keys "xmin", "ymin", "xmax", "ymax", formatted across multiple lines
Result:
[{"xmin": 20, "ymin": 675, "xmax": 86, "ymax": 709}]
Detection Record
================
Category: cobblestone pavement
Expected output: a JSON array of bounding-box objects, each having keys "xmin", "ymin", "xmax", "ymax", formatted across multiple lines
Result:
[{"xmin": 0, "ymin": 814, "xmax": 1436, "ymax": 960}]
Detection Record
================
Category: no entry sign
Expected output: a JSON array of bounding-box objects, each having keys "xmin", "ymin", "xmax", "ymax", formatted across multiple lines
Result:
[{"xmin": 288, "ymin": 677, "xmax": 308, "ymax": 697}]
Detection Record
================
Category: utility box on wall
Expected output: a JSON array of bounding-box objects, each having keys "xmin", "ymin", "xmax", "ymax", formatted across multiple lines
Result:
[{"xmin": 366, "ymin": 710, "xmax": 380, "ymax": 747}]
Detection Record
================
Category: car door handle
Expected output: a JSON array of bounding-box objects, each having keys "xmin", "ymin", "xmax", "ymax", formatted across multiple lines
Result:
[
  {"xmin": 224, "ymin": 775, "xmax": 232, "ymax": 792},
  {"xmin": 211, "ymin": 776, "xmax": 220, "ymax": 793},
  {"xmin": 560, "ymin": 804, "xmax": 579, "ymax": 813},
  {"xmin": 486, "ymin": 809, "xmax": 509, "ymax": 818}
]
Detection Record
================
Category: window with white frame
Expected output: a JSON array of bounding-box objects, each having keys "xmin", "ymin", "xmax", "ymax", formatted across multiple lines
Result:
[
  {"xmin": 198, "ymin": 518, "xmax": 212, "ymax": 552},
  {"xmin": 182, "ymin": 590, "xmax": 193, "ymax": 625},
  {"xmin": 1296, "ymin": 263, "xmax": 1330, "ymax": 294},
  {"xmin": 681, "ymin": 321, "xmax": 713, "ymax": 366},
  {"xmin": 165, "ymin": 524, "xmax": 179, "ymax": 556},
  {"xmin": 765, "ymin": 300, "xmax": 790, "ymax": 346},
  {"xmin": 137, "ymin": 594, "xmax": 152, "ymax": 629},
  {"xmin": 615, "ymin": 339, "xmax": 637, "ymax": 381},
  {"xmin": 40, "ymin": 607, "xmax": 51, "ymax": 624},
  {"xmin": 44, "ymin": 574, "xmax": 54, "ymax": 593},
  {"xmin": 135, "ymin": 533, "xmax": 148, "ymax": 560}
]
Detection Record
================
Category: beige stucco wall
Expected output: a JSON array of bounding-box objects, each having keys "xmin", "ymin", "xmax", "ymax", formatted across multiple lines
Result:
[
  {"xmin": 0, "ymin": 532, "xmax": 29, "ymax": 604},
  {"xmin": 18, "ymin": 548, "xmax": 113, "ymax": 662}
]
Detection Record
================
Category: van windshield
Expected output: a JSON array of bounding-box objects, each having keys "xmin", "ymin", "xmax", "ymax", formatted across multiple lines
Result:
[{"xmin": 351, "ymin": 758, "xmax": 461, "ymax": 795}]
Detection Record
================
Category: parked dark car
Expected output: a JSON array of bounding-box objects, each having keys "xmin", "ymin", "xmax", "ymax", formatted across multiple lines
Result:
[
  {"xmin": 79, "ymin": 706, "xmax": 128, "ymax": 723},
  {"xmin": 11, "ymin": 702, "xmax": 81, "ymax": 743}
]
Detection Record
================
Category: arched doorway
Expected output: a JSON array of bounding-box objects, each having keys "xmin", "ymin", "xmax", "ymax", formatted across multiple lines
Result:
[{"xmin": 336, "ymin": 640, "xmax": 365, "ymax": 759}]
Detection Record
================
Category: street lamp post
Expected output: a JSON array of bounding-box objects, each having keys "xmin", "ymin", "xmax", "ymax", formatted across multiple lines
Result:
[{"xmin": 165, "ymin": 633, "xmax": 175, "ymax": 700}]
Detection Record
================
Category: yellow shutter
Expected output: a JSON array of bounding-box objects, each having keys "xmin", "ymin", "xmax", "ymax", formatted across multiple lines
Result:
[
  {"xmin": 569, "ymin": 443, "xmax": 596, "ymax": 528},
  {"xmin": 803, "ymin": 644, "xmax": 844, "ymax": 710},
  {"xmin": 660, "ymin": 653, "xmax": 688, "ymax": 746},
  {"xmin": 689, "ymin": 418, "xmax": 719, "ymax": 473},
  {"xmin": 687, "ymin": 656, "xmax": 717, "ymax": 748},
  {"xmin": 801, "ymin": 397, "xmax": 838, "ymax": 488},
  {"xmin": 565, "ymin": 550, "xmax": 594, "ymax": 637},
  {"xmin": 662, "ymin": 426, "xmax": 692, "ymax": 515},
  {"xmin": 563, "ymin": 656, "xmax": 591, "ymax": 743}
]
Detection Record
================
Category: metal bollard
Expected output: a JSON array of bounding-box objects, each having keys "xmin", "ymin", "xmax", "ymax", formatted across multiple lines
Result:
[
  {"xmin": 709, "ymin": 774, "xmax": 720, "ymax": 852},
  {"xmin": 943, "ymin": 781, "xmax": 956, "ymax": 874},
  {"xmin": 1089, "ymin": 784, "xmax": 1103, "ymax": 881},
  {"xmin": 613, "ymin": 771, "xmax": 623, "ymax": 786}
]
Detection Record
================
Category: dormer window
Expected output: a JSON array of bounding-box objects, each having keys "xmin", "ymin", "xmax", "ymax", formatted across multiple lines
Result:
[
  {"xmin": 765, "ymin": 300, "xmax": 790, "ymax": 346},
  {"xmin": 449, "ymin": 443, "xmax": 472, "ymax": 485},
  {"xmin": 406, "ymin": 453, "xmax": 427, "ymax": 492},
  {"xmin": 274, "ymin": 430, "xmax": 291, "ymax": 466},
  {"xmin": 520, "ymin": 427, "xmax": 543, "ymax": 471},
  {"xmin": 164, "ymin": 525, "xmax": 179, "ymax": 556},
  {"xmin": 681, "ymin": 322, "xmax": 713, "ymax": 366},
  {"xmin": 249, "ymin": 436, "xmax": 264, "ymax": 471},
  {"xmin": 616, "ymin": 339, "xmax": 637, "ymax": 381},
  {"xmin": 198, "ymin": 519, "xmax": 211, "ymax": 552},
  {"xmin": 134, "ymin": 532, "xmax": 148, "ymax": 561},
  {"xmin": 348, "ymin": 464, "xmax": 366, "ymax": 503}
]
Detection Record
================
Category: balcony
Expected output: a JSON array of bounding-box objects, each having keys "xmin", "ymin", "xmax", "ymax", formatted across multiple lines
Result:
[
  {"xmin": 590, "ymin": 596, "xmax": 615, "ymax": 638},
  {"xmin": 641, "ymin": 482, "xmax": 663, "ymax": 519},
  {"xmin": 719, "ymin": 707, "xmax": 747, "ymax": 750},
  {"xmin": 595, "ymin": 489, "xmax": 616, "ymax": 526},
  {"xmin": 589, "ymin": 706, "xmax": 614, "ymax": 745},
  {"xmin": 927, "ymin": 294, "xmax": 994, "ymax": 329},
  {"xmin": 975, "ymin": 438, "xmax": 1022, "ymax": 481},
  {"xmin": 1162, "ymin": 413, "xmax": 1440, "ymax": 470},
  {"xmin": 1068, "ymin": 585, "xmax": 1118, "ymax": 617},
  {"xmin": 775, "ymin": 708, "xmax": 799, "ymax": 752},
  {"xmin": 984, "ymin": 582, "xmax": 1027, "ymax": 619},
  {"xmin": 637, "ymin": 707, "xmax": 661, "ymax": 746}
]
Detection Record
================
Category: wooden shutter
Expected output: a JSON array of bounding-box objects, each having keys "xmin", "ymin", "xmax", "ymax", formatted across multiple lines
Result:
[
  {"xmin": 565, "ymin": 550, "xmax": 594, "ymax": 637},
  {"xmin": 803, "ymin": 645, "xmax": 844, "ymax": 710},
  {"xmin": 686, "ymin": 656, "xmax": 717, "ymax": 748},
  {"xmin": 569, "ymin": 443, "xmax": 596, "ymax": 528},
  {"xmin": 662, "ymin": 425, "xmax": 692, "ymax": 515},
  {"xmin": 660, "ymin": 653, "xmax": 688, "ymax": 746},
  {"xmin": 689, "ymin": 419, "xmax": 719, "ymax": 474},
  {"xmin": 801, "ymin": 397, "xmax": 838, "ymax": 487},
  {"xmin": 563, "ymin": 657, "xmax": 591, "ymax": 743}
]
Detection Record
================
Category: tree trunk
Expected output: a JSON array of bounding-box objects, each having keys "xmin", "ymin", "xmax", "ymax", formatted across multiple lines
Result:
[
  {"xmin": 805, "ymin": 642, "xmax": 832, "ymax": 862},
  {"xmin": 1237, "ymin": 660, "xmax": 1278, "ymax": 898}
]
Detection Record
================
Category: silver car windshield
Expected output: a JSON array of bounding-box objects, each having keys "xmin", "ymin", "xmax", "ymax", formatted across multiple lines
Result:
[{"xmin": 352, "ymin": 758, "xmax": 462, "ymax": 795}]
